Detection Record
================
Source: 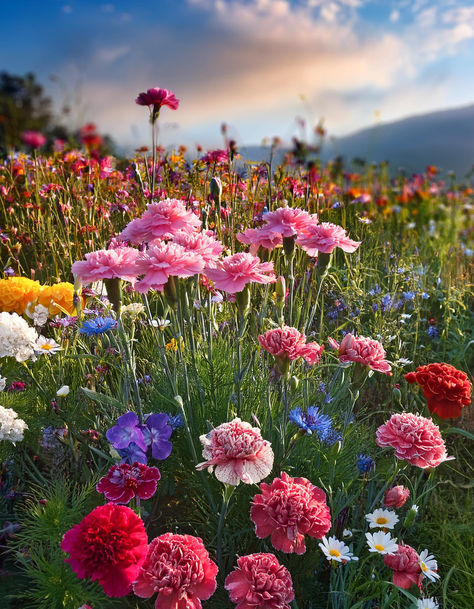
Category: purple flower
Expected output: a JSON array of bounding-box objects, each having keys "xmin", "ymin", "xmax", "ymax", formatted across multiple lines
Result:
[
  {"xmin": 117, "ymin": 441, "xmax": 147, "ymax": 464},
  {"xmin": 106, "ymin": 411, "xmax": 147, "ymax": 452},
  {"xmin": 142, "ymin": 413, "xmax": 173, "ymax": 460}
]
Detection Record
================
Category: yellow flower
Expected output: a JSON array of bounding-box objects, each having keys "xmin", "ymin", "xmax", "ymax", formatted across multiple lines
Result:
[
  {"xmin": 0, "ymin": 277, "xmax": 41, "ymax": 314},
  {"xmin": 165, "ymin": 337, "xmax": 185, "ymax": 352},
  {"xmin": 38, "ymin": 282, "xmax": 79, "ymax": 316}
]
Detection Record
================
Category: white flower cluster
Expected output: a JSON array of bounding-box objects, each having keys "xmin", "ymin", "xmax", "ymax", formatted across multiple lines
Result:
[
  {"xmin": 26, "ymin": 303, "xmax": 50, "ymax": 326},
  {"xmin": 0, "ymin": 312, "xmax": 38, "ymax": 362},
  {"xmin": 0, "ymin": 376, "xmax": 6, "ymax": 391},
  {"xmin": 0, "ymin": 405, "xmax": 28, "ymax": 443},
  {"xmin": 121, "ymin": 302, "xmax": 145, "ymax": 317}
]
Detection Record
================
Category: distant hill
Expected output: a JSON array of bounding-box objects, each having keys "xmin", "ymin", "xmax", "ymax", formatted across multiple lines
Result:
[{"xmin": 240, "ymin": 105, "xmax": 474, "ymax": 177}]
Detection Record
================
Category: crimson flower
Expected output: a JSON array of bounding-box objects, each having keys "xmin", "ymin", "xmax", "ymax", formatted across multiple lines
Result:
[
  {"xmin": 135, "ymin": 87, "xmax": 179, "ymax": 117},
  {"xmin": 384, "ymin": 485, "xmax": 410, "ymax": 508},
  {"xmin": 384, "ymin": 544, "xmax": 423, "ymax": 590},
  {"xmin": 61, "ymin": 503, "xmax": 148, "ymax": 597},
  {"xmin": 96, "ymin": 462, "xmax": 160, "ymax": 504}
]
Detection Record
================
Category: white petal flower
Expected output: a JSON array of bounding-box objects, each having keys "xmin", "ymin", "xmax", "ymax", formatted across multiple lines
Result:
[
  {"xmin": 365, "ymin": 508, "xmax": 399, "ymax": 529},
  {"xmin": 56, "ymin": 385, "xmax": 70, "ymax": 397},
  {"xmin": 0, "ymin": 376, "xmax": 6, "ymax": 391},
  {"xmin": 419, "ymin": 549, "xmax": 440, "ymax": 582},
  {"xmin": 0, "ymin": 405, "xmax": 28, "ymax": 443},
  {"xmin": 319, "ymin": 536, "xmax": 358, "ymax": 563},
  {"xmin": 366, "ymin": 531, "xmax": 398, "ymax": 555},
  {"xmin": 35, "ymin": 336, "xmax": 61, "ymax": 355},
  {"xmin": 417, "ymin": 598, "xmax": 439, "ymax": 609},
  {"xmin": 0, "ymin": 312, "xmax": 38, "ymax": 362}
]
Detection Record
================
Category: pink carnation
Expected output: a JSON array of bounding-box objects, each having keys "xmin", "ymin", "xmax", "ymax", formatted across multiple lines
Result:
[
  {"xmin": 237, "ymin": 227, "xmax": 283, "ymax": 255},
  {"xmin": 263, "ymin": 206, "xmax": 315, "ymax": 237},
  {"xmin": 134, "ymin": 242, "xmax": 204, "ymax": 293},
  {"xmin": 120, "ymin": 199, "xmax": 201, "ymax": 244},
  {"xmin": 22, "ymin": 130, "xmax": 46, "ymax": 149},
  {"xmin": 196, "ymin": 418, "xmax": 274, "ymax": 486},
  {"xmin": 204, "ymin": 252, "xmax": 276, "ymax": 293},
  {"xmin": 173, "ymin": 230, "xmax": 224, "ymax": 268},
  {"xmin": 71, "ymin": 247, "xmax": 139, "ymax": 284},
  {"xmin": 384, "ymin": 544, "xmax": 423, "ymax": 590},
  {"xmin": 329, "ymin": 333, "xmax": 391, "ymax": 374},
  {"xmin": 135, "ymin": 87, "xmax": 179, "ymax": 111},
  {"xmin": 133, "ymin": 533, "xmax": 218, "ymax": 609},
  {"xmin": 251, "ymin": 472, "xmax": 331, "ymax": 554},
  {"xmin": 296, "ymin": 222, "xmax": 361, "ymax": 256},
  {"xmin": 200, "ymin": 149, "xmax": 228, "ymax": 164},
  {"xmin": 258, "ymin": 326, "xmax": 324, "ymax": 366},
  {"xmin": 384, "ymin": 485, "xmax": 410, "ymax": 508},
  {"xmin": 376, "ymin": 412, "xmax": 450, "ymax": 469},
  {"xmin": 96, "ymin": 462, "xmax": 161, "ymax": 504},
  {"xmin": 225, "ymin": 553, "xmax": 294, "ymax": 609}
]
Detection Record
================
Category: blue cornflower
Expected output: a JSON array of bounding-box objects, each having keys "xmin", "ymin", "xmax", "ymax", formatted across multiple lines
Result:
[
  {"xmin": 332, "ymin": 200, "xmax": 343, "ymax": 209},
  {"xmin": 167, "ymin": 413, "xmax": 184, "ymax": 430},
  {"xmin": 403, "ymin": 291, "xmax": 415, "ymax": 301},
  {"xmin": 427, "ymin": 325, "xmax": 439, "ymax": 338},
  {"xmin": 321, "ymin": 428, "xmax": 342, "ymax": 445},
  {"xmin": 372, "ymin": 303, "xmax": 378, "ymax": 312},
  {"xmin": 357, "ymin": 454, "xmax": 375, "ymax": 474},
  {"xmin": 4, "ymin": 267, "xmax": 15, "ymax": 277},
  {"xmin": 421, "ymin": 292, "xmax": 430, "ymax": 299},
  {"xmin": 381, "ymin": 294, "xmax": 392, "ymax": 311},
  {"xmin": 79, "ymin": 316, "xmax": 117, "ymax": 335},
  {"xmin": 289, "ymin": 406, "xmax": 333, "ymax": 440}
]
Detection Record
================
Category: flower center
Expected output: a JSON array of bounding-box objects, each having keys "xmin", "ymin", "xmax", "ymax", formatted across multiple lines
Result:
[
  {"xmin": 421, "ymin": 562, "xmax": 427, "ymax": 572},
  {"xmin": 329, "ymin": 549, "xmax": 341, "ymax": 558},
  {"xmin": 374, "ymin": 544, "xmax": 385, "ymax": 552},
  {"xmin": 376, "ymin": 517, "xmax": 388, "ymax": 525}
]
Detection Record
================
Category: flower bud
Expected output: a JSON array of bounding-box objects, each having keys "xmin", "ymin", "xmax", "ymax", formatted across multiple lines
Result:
[
  {"xmin": 275, "ymin": 276, "xmax": 286, "ymax": 304},
  {"xmin": 289, "ymin": 375, "xmax": 299, "ymax": 390},
  {"xmin": 403, "ymin": 504, "xmax": 418, "ymax": 528},
  {"xmin": 209, "ymin": 176, "xmax": 222, "ymax": 204},
  {"xmin": 384, "ymin": 485, "xmax": 410, "ymax": 508}
]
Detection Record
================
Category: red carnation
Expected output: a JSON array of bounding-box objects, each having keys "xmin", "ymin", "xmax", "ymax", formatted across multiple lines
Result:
[
  {"xmin": 384, "ymin": 543, "xmax": 423, "ymax": 590},
  {"xmin": 225, "ymin": 553, "xmax": 294, "ymax": 609},
  {"xmin": 250, "ymin": 472, "xmax": 331, "ymax": 554},
  {"xmin": 405, "ymin": 363, "xmax": 471, "ymax": 419},
  {"xmin": 61, "ymin": 503, "xmax": 148, "ymax": 597},
  {"xmin": 384, "ymin": 485, "xmax": 410, "ymax": 508},
  {"xmin": 96, "ymin": 462, "xmax": 161, "ymax": 504},
  {"xmin": 133, "ymin": 533, "xmax": 218, "ymax": 609}
]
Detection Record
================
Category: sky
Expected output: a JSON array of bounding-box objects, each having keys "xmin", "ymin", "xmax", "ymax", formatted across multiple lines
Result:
[{"xmin": 3, "ymin": 0, "xmax": 474, "ymax": 151}]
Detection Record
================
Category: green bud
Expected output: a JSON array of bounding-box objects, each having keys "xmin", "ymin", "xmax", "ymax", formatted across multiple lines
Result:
[{"xmin": 289, "ymin": 375, "xmax": 299, "ymax": 390}]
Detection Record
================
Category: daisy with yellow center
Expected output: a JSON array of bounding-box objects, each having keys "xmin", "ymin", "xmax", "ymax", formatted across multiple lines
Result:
[
  {"xmin": 365, "ymin": 508, "xmax": 399, "ymax": 529},
  {"xmin": 417, "ymin": 598, "xmax": 439, "ymax": 609},
  {"xmin": 318, "ymin": 536, "xmax": 358, "ymax": 563},
  {"xmin": 419, "ymin": 549, "xmax": 440, "ymax": 582},
  {"xmin": 365, "ymin": 531, "xmax": 398, "ymax": 555},
  {"xmin": 35, "ymin": 336, "xmax": 61, "ymax": 355}
]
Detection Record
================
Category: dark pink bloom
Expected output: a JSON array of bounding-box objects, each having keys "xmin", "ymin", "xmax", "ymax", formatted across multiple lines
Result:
[
  {"xmin": 120, "ymin": 199, "xmax": 201, "ymax": 244},
  {"xmin": 71, "ymin": 247, "xmax": 139, "ymax": 284},
  {"xmin": 328, "ymin": 333, "xmax": 391, "ymax": 374},
  {"xmin": 96, "ymin": 462, "xmax": 160, "ymax": 504},
  {"xmin": 251, "ymin": 472, "xmax": 331, "ymax": 554},
  {"xmin": 384, "ymin": 544, "xmax": 423, "ymax": 590},
  {"xmin": 258, "ymin": 326, "xmax": 324, "ymax": 366},
  {"xmin": 61, "ymin": 503, "xmax": 148, "ymax": 597},
  {"xmin": 384, "ymin": 485, "xmax": 410, "ymax": 508},
  {"xmin": 134, "ymin": 242, "xmax": 204, "ymax": 293},
  {"xmin": 237, "ymin": 227, "xmax": 283, "ymax": 255},
  {"xmin": 376, "ymin": 412, "xmax": 450, "ymax": 469},
  {"xmin": 22, "ymin": 130, "xmax": 46, "ymax": 149},
  {"xmin": 135, "ymin": 88, "xmax": 179, "ymax": 112},
  {"xmin": 204, "ymin": 252, "xmax": 276, "ymax": 293},
  {"xmin": 133, "ymin": 533, "xmax": 218, "ymax": 609},
  {"xmin": 296, "ymin": 222, "xmax": 360, "ymax": 256},
  {"xmin": 225, "ymin": 553, "xmax": 294, "ymax": 609},
  {"xmin": 200, "ymin": 149, "xmax": 228, "ymax": 164},
  {"xmin": 263, "ymin": 206, "xmax": 315, "ymax": 237},
  {"xmin": 173, "ymin": 230, "xmax": 224, "ymax": 268},
  {"xmin": 196, "ymin": 418, "xmax": 274, "ymax": 486}
]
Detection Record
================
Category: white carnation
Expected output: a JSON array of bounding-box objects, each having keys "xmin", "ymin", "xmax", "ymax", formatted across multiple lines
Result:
[
  {"xmin": 26, "ymin": 303, "xmax": 50, "ymax": 327},
  {"xmin": 0, "ymin": 405, "xmax": 28, "ymax": 443},
  {"xmin": 0, "ymin": 312, "xmax": 38, "ymax": 362},
  {"xmin": 0, "ymin": 376, "xmax": 6, "ymax": 391}
]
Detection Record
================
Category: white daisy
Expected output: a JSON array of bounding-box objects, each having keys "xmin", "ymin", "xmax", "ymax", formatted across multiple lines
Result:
[
  {"xmin": 342, "ymin": 529, "xmax": 353, "ymax": 538},
  {"xmin": 35, "ymin": 336, "xmax": 61, "ymax": 355},
  {"xmin": 419, "ymin": 549, "xmax": 440, "ymax": 582},
  {"xmin": 365, "ymin": 508, "xmax": 399, "ymax": 529},
  {"xmin": 417, "ymin": 598, "xmax": 439, "ymax": 609},
  {"xmin": 318, "ymin": 536, "xmax": 358, "ymax": 563},
  {"xmin": 366, "ymin": 531, "xmax": 398, "ymax": 555},
  {"xmin": 150, "ymin": 318, "xmax": 170, "ymax": 330},
  {"xmin": 56, "ymin": 385, "xmax": 70, "ymax": 397}
]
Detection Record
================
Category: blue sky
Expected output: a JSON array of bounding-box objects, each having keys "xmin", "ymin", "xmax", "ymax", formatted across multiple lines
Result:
[{"xmin": 3, "ymin": 0, "xmax": 474, "ymax": 150}]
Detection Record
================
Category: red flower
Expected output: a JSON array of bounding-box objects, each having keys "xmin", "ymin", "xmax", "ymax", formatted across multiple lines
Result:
[
  {"xmin": 96, "ymin": 462, "xmax": 160, "ymax": 504},
  {"xmin": 61, "ymin": 503, "xmax": 148, "ymax": 597},
  {"xmin": 225, "ymin": 553, "xmax": 294, "ymax": 609},
  {"xmin": 135, "ymin": 88, "xmax": 179, "ymax": 114},
  {"xmin": 384, "ymin": 485, "xmax": 410, "ymax": 508},
  {"xmin": 384, "ymin": 544, "xmax": 423, "ymax": 590},
  {"xmin": 405, "ymin": 363, "xmax": 471, "ymax": 419},
  {"xmin": 258, "ymin": 326, "xmax": 324, "ymax": 369},
  {"xmin": 251, "ymin": 472, "xmax": 331, "ymax": 554},
  {"xmin": 133, "ymin": 533, "xmax": 218, "ymax": 609},
  {"xmin": 22, "ymin": 130, "xmax": 46, "ymax": 149}
]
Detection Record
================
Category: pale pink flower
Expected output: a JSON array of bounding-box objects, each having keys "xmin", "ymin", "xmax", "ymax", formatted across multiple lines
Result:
[
  {"xmin": 120, "ymin": 199, "xmax": 201, "ymax": 244},
  {"xmin": 204, "ymin": 252, "xmax": 276, "ymax": 293},
  {"xmin": 329, "ymin": 333, "xmax": 391, "ymax": 374},
  {"xmin": 172, "ymin": 231, "xmax": 224, "ymax": 268},
  {"xmin": 135, "ymin": 88, "xmax": 179, "ymax": 111},
  {"xmin": 263, "ymin": 206, "xmax": 315, "ymax": 237},
  {"xmin": 71, "ymin": 247, "xmax": 139, "ymax": 284},
  {"xmin": 196, "ymin": 418, "xmax": 274, "ymax": 486},
  {"xmin": 258, "ymin": 326, "xmax": 324, "ymax": 365},
  {"xmin": 296, "ymin": 222, "xmax": 361, "ymax": 256},
  {"xmin": 134, "ymin": 242, "xmax": 204, "ymax": 293},
  {"xmin": 237, "ymin": 227, "xmax": 283, "ymax": 255},
  {"xmin": 376, "ymin": 412, "xmax": 450, "ymax": 469}
]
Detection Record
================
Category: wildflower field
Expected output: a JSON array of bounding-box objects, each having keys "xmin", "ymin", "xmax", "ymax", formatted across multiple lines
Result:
[{"xmin": 0, "ymin": 89, "xmax": 472, "ymax": 609}]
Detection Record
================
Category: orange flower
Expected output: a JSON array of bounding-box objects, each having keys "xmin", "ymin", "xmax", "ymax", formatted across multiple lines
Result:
[
  {"xmin": 38, "ymin": 282, "xmax": 79, "ymax": 316},
  {"xmin": 0, "ymin": 277, "xmax": 41, "ymax": 314}
]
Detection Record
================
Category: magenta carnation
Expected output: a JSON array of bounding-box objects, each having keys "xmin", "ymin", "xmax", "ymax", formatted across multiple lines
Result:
[
  {"xmin": 196, "ymin": 418, "xmax": 274, "ymax": 486},
  {"xmin": 384, "ymin": 544, "xmax": 423, "ymax": 590},
  {"xmin": 204, "ymin": 252, "xmax": 276, "ymax": 293},
  {"xmin": 251, "ymin": 472, "xmax": 331, "ymax": 554},
  {"xmin": 225, "ymin": 553, "xmax": 294, "ymax": 609},
  {"xmin": 22, "ymin": 130, "xmax": 46, "ymax": 149},
  {"xmin": 296, "ymin": 222, "xmax": 360, "ymax": 256},
  {"xmin": 329, "ymin": 333, "xmax": 391, "ymax": 374},
  {"xmin": 376, "ymin": 412, "xmax": 450, "ymax": 469},
  {"xmin": 258, "ymin": 326, "xmax": 324, "ymax": 366},
  {"xmin": 133, "ymin": 533, "xmax": 218, "ymax": 609},
  {"xmin": 96, "ymin": 462, "xmax": 161, "ymax": 504},
  {"xmin": 263, "ymin": 206, "xmax": 315, "ymax": 237},
  {"xmin": 135, "ymin": 87, "xmax": 179, "ymax": 111},
  {"xmin": 61, "ymin": 503, "xmax": 148, "ymax": 597},
  {"xmin": 71, "ymin": 247, "xmax": 139, "ymax": 284}
]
